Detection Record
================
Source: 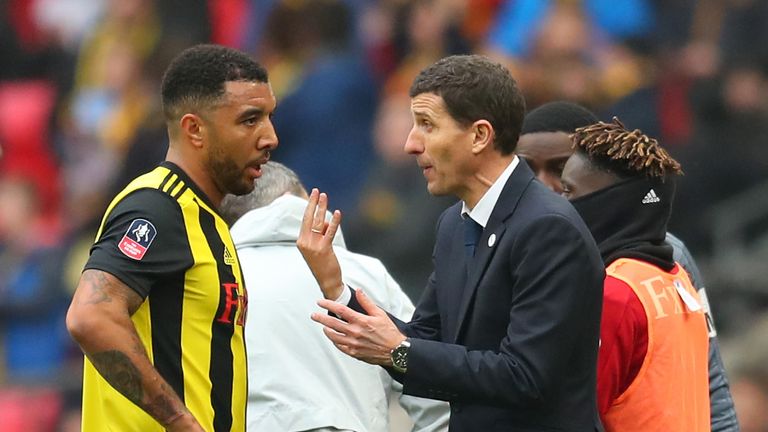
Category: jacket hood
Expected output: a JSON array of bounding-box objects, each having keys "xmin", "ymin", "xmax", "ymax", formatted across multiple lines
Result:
[{"xmin": 230, "ymin": 194, "xmax": 347, "ymax": 249}]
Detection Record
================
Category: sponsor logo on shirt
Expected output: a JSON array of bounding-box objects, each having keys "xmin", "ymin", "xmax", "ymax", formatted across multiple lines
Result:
[{"xmin": 118, "ymin": 219, "xmax": 157, "ymax": 260}]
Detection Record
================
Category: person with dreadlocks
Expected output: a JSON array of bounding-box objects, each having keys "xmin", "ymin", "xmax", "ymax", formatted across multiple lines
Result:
[
  {"xmin": 560, "ymin": 117, "xmax": 710, "ymax": 431},
  {"xmin": 521, "ymin": 102, "xmax": 739, "ymax": 432}
]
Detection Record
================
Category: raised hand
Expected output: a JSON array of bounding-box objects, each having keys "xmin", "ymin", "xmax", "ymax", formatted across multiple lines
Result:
[{"xmin": 296, "ymin": 188, "xmax": 345, "ymax": 299}]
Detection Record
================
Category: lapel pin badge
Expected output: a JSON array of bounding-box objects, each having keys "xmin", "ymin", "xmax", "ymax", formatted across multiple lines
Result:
[{"xmin": 488, "ymin": 233, "xmax": 496, "ymax": 247}]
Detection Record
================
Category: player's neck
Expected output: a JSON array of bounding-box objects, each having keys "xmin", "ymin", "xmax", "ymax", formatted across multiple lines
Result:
[{"xmin": 165, "ymin": 147, "xmax": 224, "ymax": 206}]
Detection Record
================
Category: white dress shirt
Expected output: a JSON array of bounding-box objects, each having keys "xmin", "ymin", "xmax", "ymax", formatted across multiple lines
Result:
[{"xmin": 461, "ymin": 156, "xmax": 519, "ymax": 227}]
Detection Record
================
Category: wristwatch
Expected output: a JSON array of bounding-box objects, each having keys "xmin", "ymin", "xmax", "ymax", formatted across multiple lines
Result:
[{"xmin": 390, "ymin": 338, "xmax": 411, "ymax": 373}]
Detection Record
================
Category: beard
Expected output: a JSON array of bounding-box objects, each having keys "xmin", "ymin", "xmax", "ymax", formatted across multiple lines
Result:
[{"xmin": 206, "ymin": 145, "xmax": 255, "ymax": 196}]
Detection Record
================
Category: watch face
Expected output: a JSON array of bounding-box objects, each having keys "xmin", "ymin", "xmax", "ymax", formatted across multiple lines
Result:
[{"xmin": 392, "ymin": 344, "xmax": 408, "ymax": 370}]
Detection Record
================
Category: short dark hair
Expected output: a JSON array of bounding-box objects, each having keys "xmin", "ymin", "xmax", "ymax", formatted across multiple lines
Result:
[
  {"xmin": 572, "ymin": 117, "xmax": 683, "ymax": 179},
  {"xmin": 161, "ymin": 44, "xmax": 269, "ymax": 120},
  {"xmin": 219, "ymin": 162, "xmax": 306, "ymax": 225},
  {"xmin": 409, "ymin": 55, "xmax": 526, "ymax": 154},
  {"xmin": 521, "ymin": 101, "xmax": 598, "ymax": 135}
]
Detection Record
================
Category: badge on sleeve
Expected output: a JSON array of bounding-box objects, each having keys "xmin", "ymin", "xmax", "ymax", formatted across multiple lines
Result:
[{"xmin": 118, "ymin": 219, "xmax": 158, "ymax": 260}]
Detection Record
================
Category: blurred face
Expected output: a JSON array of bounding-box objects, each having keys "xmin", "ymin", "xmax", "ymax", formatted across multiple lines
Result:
[
  {"xmin": 517, "ymin": 131, "xmax": 573, "ymax": 193},
  {"xmin": 404, "ymin": 93, "xmax": 475, "ymax": 198},
  {"xmin": 0, "ymin": 178, "xmax": 38, "ymax": 240},
  {"xmin": 560, "ymin": 152, "xmax": 617, "ymax": 200},
  {"xmin": 203, "ymin": 81, "xmax": 278, "ymax": 196}
]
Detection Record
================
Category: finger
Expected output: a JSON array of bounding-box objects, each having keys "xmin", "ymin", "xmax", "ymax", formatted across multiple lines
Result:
[
  {"xmin": 354, "ymin": 289, "xmax": 383, "ymax": 317},
  {"xmin": 313, "ymin": 192, "xmax": 328, "ymax": 231},
  {"xmin": 311, "ymin": 311, "xmax": 351, "ymax": 334},
  {"xmin": 335, "ymin": 344, "xmax": 353, "ymax": 356},
  {"xmin": 324, "ymin": 210, "xmax": 342, "ymax": 243},
  {"xmin": 322, "ymin": 325, "xmax": 356, "ymax": 347},
  {"xmin": 317, "ymin": 299, "xmax": 365, "ymax": 323},
  {"xmin": 301, "ymin": 189, "xmax": 320, "ymax": 235}
]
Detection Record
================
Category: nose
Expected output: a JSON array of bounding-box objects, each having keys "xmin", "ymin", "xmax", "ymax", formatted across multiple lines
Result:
[
  {"xmin": 404, "ymin": 127, "xmax": 422, "ymax": 155},
  {"xmin": 259, "ymin": 120, "xmax": 279, "ymax": 151}
]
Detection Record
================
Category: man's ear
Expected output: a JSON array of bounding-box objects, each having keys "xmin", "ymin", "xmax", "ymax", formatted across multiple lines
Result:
[
  {"xmin": 179, "ymin": 113, "xmax": 205, "ymax": 149},
  {"xmin": 471, "ymin": 120, "xmax": 494, "ymax": 155}
]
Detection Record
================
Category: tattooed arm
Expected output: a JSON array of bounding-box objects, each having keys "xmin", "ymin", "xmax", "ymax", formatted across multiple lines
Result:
[{"xmin": 66, "ymin": 269, "xmax": 203, "ymax": 432}]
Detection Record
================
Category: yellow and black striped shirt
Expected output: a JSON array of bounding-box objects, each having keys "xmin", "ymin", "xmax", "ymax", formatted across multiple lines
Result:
[{"xmin": 83, "ymin": 162, "xmax": 247, "ymax": 431}]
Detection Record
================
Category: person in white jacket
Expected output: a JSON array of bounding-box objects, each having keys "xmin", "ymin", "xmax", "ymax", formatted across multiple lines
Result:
[{"xmin": 220, "ymin": 161, "xmax": 449, "ymax": 432}]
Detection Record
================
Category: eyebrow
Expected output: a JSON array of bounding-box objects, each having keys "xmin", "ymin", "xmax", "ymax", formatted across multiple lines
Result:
[
  {"xmin": 236, "ymin": 107, "xmax": 266, "ymax": 121},
  {"xmin": 412, "ymin": 109, "xmax": 434, "ymax": 120}
]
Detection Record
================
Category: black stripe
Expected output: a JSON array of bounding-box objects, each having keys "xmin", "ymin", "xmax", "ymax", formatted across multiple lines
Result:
[
  {"xmin": 158, "ymin": 171, "xmax": 175, "ymax": 191},
  {"xmin": 165, "ymin": 176, "xmax": 183, "ymax": 195},
  {"xmin": 149, "ymin": 268, "xmax": 187, "ymax": 403},
  {"xmin": 172, "ymin": 185, "xmax": 189, "ymax": 199},
  {"xmin": 197, "ymin": 200, "xmax": 235, "ymax": 431}
]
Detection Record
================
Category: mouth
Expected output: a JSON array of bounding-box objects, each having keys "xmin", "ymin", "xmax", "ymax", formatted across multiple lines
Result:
[
  {"xmin": 419, "ymin": 163, "xmax": 433, "ymax": 176},
  {"xmin": 247, "ymin": 153, "xmax": 271, "ymax": 178}
]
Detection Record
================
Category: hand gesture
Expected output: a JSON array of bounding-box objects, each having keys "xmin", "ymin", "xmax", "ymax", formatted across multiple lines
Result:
[
  {"xmin": 312, "ymin": 288, "xmax": 407, "ymax": 366},
  {"xmin": 297, "ymin": 189, "xmax": 344, "ymax": 300}
]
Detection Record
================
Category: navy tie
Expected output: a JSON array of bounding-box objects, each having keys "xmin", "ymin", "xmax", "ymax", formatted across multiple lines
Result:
[{"xmin": 463, "ymin": 217, "xmax": 483, "ymax": 258}]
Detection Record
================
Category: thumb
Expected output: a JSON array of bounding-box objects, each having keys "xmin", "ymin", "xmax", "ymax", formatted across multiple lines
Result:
[{"xmin": 354, "ymin": 289, "xmax": 382, "ymax": 316}]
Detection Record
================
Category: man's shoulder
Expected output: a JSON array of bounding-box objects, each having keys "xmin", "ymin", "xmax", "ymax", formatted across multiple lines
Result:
[
  {"xmin": 106, "ymin": 188, "xmax": 182, "ymax": 224},
  {"xmin": 519, "ymin": 180, "xmax": 579, "ymax": 218}
]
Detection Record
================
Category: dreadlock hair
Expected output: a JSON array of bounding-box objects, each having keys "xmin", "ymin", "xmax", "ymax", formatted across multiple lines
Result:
[{"xmin": 571, "ymin": 117, "xmax": 683, "ymax": 179}]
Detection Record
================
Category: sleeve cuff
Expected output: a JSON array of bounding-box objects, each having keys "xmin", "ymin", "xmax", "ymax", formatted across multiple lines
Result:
[{"xmin": 334, "ymin": 284, "xmax": 352, "ymax": 305}]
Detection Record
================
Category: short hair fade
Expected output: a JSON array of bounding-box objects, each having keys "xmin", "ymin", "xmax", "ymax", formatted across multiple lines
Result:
[
  {"xmin": 521, "ymin": 101, "xmax": 598, "ymax": 135},
  {"xmin": 161, "ymin": 44, "xmax": 269, "ymax": 120},
  {"xmin": 409, "ymin": 55, "xmax": 526, "ymax": 154}
]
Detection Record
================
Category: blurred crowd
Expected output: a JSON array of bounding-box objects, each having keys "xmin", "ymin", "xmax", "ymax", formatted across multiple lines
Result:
[{"xmin": 0, "ymin": 0, "xmax": 767, "ymax": 430}]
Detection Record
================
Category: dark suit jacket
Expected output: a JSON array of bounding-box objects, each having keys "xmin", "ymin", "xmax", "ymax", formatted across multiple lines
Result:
[{"xmin": 350, "ymin": 161, "xmax": 604, "ymax": 431}]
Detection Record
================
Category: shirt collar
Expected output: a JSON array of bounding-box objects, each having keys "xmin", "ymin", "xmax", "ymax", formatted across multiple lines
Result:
[{"xmin": 461, "ymin": 155, "xmax": 519, "ymax": 228}]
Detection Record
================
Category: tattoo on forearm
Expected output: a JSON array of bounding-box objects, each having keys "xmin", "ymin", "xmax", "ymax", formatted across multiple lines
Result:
[
  {"xmin": 146, "ymin": 383, "xmax": 182, "ymax": 425},
  {"xmin": 81, "ymin": 271, "xmax": 114, "ymax": 305},
  {"xmin": 91, "ymin": 350, "xmax": 143, "ymax": 405},
  {"xmin": 91, "ymin": 349, "xmax": 184, "ymax": 424}
]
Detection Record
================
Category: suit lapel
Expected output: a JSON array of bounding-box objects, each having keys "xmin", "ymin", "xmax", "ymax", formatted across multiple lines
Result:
[{"xmin": 452, "ymin": 160, "xmax": 535, "ymax": 343}]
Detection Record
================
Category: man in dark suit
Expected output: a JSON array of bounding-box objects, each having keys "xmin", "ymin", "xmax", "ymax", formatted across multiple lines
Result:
[{"xmin": 297, "ymin": 55, "xmax": 605, "ymax": 431}]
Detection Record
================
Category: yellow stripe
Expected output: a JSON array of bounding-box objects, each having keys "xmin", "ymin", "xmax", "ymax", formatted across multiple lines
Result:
[
  {"xmin": 170, "ymin": 179, "xmax": 186, "ymax": 197},
  {"xmin": 178, "ymin": 188, "xmax": 216, "ymax": 429},
  {"xmin": 162, "ymin": 174, "xmax": 179, "ymax": 193}
]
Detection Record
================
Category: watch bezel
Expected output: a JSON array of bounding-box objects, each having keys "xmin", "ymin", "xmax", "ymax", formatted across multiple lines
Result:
[{"xmin": 390, "ymin": 339, "xmax": 411, "ymax": 373}]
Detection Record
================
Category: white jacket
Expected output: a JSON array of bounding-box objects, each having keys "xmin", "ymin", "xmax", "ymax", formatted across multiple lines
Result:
[{"xmin": 230, "ymin": 195, "xmax": 449, "ymax": 432}]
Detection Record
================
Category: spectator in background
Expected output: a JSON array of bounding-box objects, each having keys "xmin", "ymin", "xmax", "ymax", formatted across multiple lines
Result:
[
  {"xmin": 482, "ymin": 0, "xmax": 658, "ymax": 113},
  {"xmin": 271, "ymin": 0, "xmax": 378, "ymax": 213},
  {"xmin": 57, "ymin": 0, "xmax": 162, "ymax": 232},
  {"xmin": 519, "ymin": 101, "xmax": 739, "ymax": 432},
  {"xmin": 0, "ymin": 175, "xmax": 70, "ymax": 432},
  {"xmin": 671, "ymin": 59, "xmax": 768, "ymax": 254},
  {"xmin": 562, "ymin": 118, "xmax": 710, "ymax": 431},
  {"xmin": 725, "ymin": 312, "xmax": 768, "ymax": 432},
  {"xmin": 221, "ymin": 161, "xmax": 449, "ymax": 432}
]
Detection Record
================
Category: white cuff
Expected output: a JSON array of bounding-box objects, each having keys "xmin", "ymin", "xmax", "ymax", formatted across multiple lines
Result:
[{"xmin": 334, "ymin": 284, "xmax": 352, "ymax": 305}]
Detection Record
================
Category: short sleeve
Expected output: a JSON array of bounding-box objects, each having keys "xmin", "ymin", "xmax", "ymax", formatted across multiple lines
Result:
[{"xmin": 84, "ymin": 189, "xmax": 194, "ymax": 298}]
